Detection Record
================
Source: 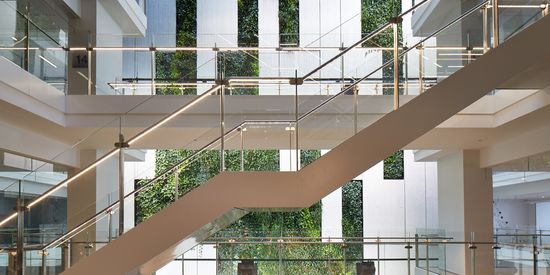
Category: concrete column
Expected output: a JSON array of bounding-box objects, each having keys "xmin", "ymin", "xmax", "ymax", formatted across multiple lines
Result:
[
  {"xmin": 437, "ymin": 150, "xmax": 493, "ymax": 275},
  {"xmin": 67, "ymin": 149, "xmax": 120, "ymax": 263},
  {"xmin": 320, "ymin": 150, "xmax": 343, "ymax": 240},
  {"xmin": 67, "ymin": 150, "xmax": 97, "ymax": 264},
  {"xmin": 67, "ymin": 0, "xmax": 97, "ymax": 95}
]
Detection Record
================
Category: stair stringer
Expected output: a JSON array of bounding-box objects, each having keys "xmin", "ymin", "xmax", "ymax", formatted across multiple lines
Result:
[{"xmin": 62, "ymin": 14, "xmax": 550, "ymax": 275}]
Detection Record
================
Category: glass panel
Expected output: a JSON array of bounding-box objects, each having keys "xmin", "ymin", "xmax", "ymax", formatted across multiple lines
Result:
[{"xmin": 498, "ymin": 1, "xmax": 546, "ymax": 42}]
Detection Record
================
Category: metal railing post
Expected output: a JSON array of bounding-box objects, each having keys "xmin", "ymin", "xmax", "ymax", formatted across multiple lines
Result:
[
  {"xmin": 220, "ymin": 84, "xmax": 225, "ymax": 172},
  {"xmin": 393, "ymin": 23, "xmax": 399, "ymax": 110},
  {"xmin": 115, "ymin": 132, "xmax": 129, "ymax": 237},
  {"xmin": 62, "ymin": 242, "xmax": 71, "ymax": 270},
  {"xmin": 354, "ymin": 85, "xmax": 358, "ymax": 134},
  {"xmin": 414, "ymin": 234, "xmax": 419, "ymax": 266},
  {"xmin": 16, "ymin": 180, "xmax": 24, "ymax": 275},
  {"xmin": 41, "ymin": 250, "xmax": 47, "ymax": 275},
  {"xmin": 174, "ymin": 169, "xmax": 179, "ymax": 201},
  {"xmin": 107, "ymin": 195, "xmax": 112, "ymax": 242},
  {"xmin": 492, "ymin": 0, "xmax": 499, "ymax": 48},
  {"xmin": 391, "ymin": 17, "xmax": 402, "ymax": 110},
  {"xmin": 294, "ymin": 70, "xmax": 299, "ymax": 170},
  {"xmin": 533, "ymin": 235, "xmax": 538, "ymax": 275},
  {"xmin": 482, "ymin": 5, "xmax": 489, "ymax": 53},
  {"xmin": 542, "ymin": 4, "xmax": 548, "ymax": 17},
  {"xmin": 418, "ymin": 45, "xmax": 424, "ymax": 93},
  {"xmin": 87, "ymin": 48, "xmax": 93, "ymax": 95},
  {"xmin": 405, "ymin": 242, "xmax": 412, "ymax": 275},
  {"xmin": 150, "ymin": 48, "xmax": 156, "ymax": 95},
  {"xmin": 377, "ymin": 237, "xmax": 381, "ymax": 274},
  {"xmin": 240, "ymin": 128, "xmax": 244, "ymax": 171},
  {"xmin": 23, "ymin": 2, "xmax": 30, "ymax": 72},
  {"xmin": 469, "ymin": 232, "xmax": 477, "ymax": 275},
  {"xmin": 425, "ymin": 237, "xmax": 429, "ymax": 274}
]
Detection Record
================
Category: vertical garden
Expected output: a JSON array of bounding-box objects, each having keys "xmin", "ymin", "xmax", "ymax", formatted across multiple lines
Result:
[{"xmin": 136, "ymin": 0, "xmax": 403, "ymax": 273}]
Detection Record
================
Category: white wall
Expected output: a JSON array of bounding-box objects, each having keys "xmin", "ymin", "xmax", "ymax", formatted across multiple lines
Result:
[
  {"xmin": 95, "ymin": 1, "xmax": 124, "ymax": 95},
  {"xmin": 437, "ymin": 150, "xmax": 494, "ymax": 275},
  {"xmin": 196, "ymin": 0, "xmax": 237, "ymax": 94},
  {"xmin": 494, "ymin": 199, "xmax": 536, "ymax": 229},
  {"xmin": 536, "ymin": 202, "xmax": 550, "ymax": 228},
  {"xmin": 360, "ymin": 150, "xmax": 437, "ymax": 275}
]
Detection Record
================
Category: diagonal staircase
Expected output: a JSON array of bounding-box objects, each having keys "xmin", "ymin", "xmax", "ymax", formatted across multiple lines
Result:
[{"xmin": 60, "ymin": 9, "xmax": 550, "ymax": 275}]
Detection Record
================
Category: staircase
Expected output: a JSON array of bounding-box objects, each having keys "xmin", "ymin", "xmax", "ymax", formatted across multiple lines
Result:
[{"xmin": 60, "ymin": 10, "xmax": 550, "ymax": 275}]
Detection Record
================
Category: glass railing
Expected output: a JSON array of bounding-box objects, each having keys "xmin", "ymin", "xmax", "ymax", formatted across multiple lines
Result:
[
  {"xmin": 2, "ymin": 0, "xmax": 548, "ymax": 273},
  {"xmin": 0, "ymin": 0, "xmax": 68, "ymax": 94}
]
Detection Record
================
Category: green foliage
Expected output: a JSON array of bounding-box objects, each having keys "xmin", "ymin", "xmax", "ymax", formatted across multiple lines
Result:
[
  {"xmin": 238, "ymin": 0, "xmax": 259, "ymax": 46},
  {"xmin": 155, "ymin": 0, "xmax": 197, "ymax": 95},
  {"xmin": 361, "ymin": 0, "xmax": 404, "ymax": 95},
  {"xmin": 135, "ymin": 149, "xmax": 221, "ymax": 223},
  {"xmin": 219, "ymin": 50, "xmax": 260, "ymax": 94},
  {"xmin": 279, "ymin": 0, "xmax": 299, "ymax": 46},
  {"xmin": 342, "ymin": 180, "xmax": 364, "ymax": 259},
  {"xmin": 384, "ymin": 150, "xmax": 404, "ymax": 179},
  {"xmin": 301, "ymin": 150, "xmax": 321, "ymax": 168}
]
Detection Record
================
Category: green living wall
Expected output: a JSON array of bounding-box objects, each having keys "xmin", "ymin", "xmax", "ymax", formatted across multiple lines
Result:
[
  {"xmin": 361, "ymin": 0, "xmax": 403, "ymax": 96},
  {"xmin": 279, "ymin": 0, "xmax": 299, "ymax": 46},
  {"xmin": 136, "ymin": 0, "xmax": 403, "ymax": 271}
]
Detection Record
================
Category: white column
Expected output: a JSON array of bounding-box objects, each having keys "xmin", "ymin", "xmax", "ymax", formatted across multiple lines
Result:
[
  {"xmin": 196, "ymin": 0, "xmax": 237, "ymax": 94},
  {"xmin": 437, "ymin": 150, "xmax": 493, "ymax": 275},
  {"xmin": 320, "ymin": 149, "xmax": 343, "ymax": 240}
]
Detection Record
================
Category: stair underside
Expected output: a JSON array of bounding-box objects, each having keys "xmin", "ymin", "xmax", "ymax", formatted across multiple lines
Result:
[{"xmin": 63, "ymin": 15, "xmax": 550, "ymax": 275}]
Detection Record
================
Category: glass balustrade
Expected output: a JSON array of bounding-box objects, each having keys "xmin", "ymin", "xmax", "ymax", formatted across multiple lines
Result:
[{"xmin": 0, "ymin": 0, "xmax": 548, "ymax": 273}]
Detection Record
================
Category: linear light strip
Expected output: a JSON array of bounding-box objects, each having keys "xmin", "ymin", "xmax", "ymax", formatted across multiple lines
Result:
[
  {"xmin": 38, "ymin": 55, "xmax": 57, "ymax": 68},
  {"xmin": 127, "ymin": 85, "xmax": 221, "ymax": 146},
  {"xmin": 0, "ymin": 149, "xmax": 120, "ymax": 227}
]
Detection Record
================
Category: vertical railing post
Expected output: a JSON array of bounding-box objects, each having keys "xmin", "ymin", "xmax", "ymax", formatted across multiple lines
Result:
[
  {"xmin": 404, "ymin": 46, "xmax": 409, "ymax": 95},
  {"xmin": 353, "ymin": 85, "xmax": 358, "ymax": 134},
  {"xmin": 469, "ymin": 232, "xmax": 477, "ymax": 275},
  {"xmin": 414, "ymin": 234, "xmax": 419, "ymax": 266},
  {"xmin": 405, "ymin": 242, "xmax": 412, "ymax": 275},
  {"xmin": 62, "ymin": 242, "xmax": 71, "ymax": 270},
  {"xmin": 376, "ymin": 237, "xmax": 381, "ymax": 274},
  {"xmin": 417, "ymin": 45, "xmax": 424, "ymax": 93},
  {"xmin": 542, "ymin": 4, "xmax": 548, "ymax": 17},
  {"xmin": 294, "ymin": 70, "xmax": 300, "ymax": 170},
  {"xmin": 150, "ymin": 47, "xmax": 156, "ymax": 95},
  {"xmin": 220, "ymin": 84, "xmax": 225, "ymax": 172},
  {"xmin": 533, "ymin": 235, "xmax": 538, "ymax": 275},
  {"xmin": 23, "ymin": 2, "xmax": 30, "ymax": 72},
  {"xmin": 482, "ymin": 5, "xmax": 489, "ymax": 53},
  {"xmin": 87, "ymin": 47, "xmax": 93, "ymax": 95},
  {"xmin": 41, "ymin": 250, "xmax": 46, "ymax": 275},
  {"xmin": 240, "ymin": 127, "xmax": 244, "ymax": 171},
  {"xmin": 425, "ymin": 237, "xmax": 429, "ymax": 274},
  {"xmin": 16, "ymin": 180, "xmax": 24, "ymax": 275},
  {"xmin": 107, "ymin": 194, "xmax": 112, "ymax": 242},
  {"xmin": 115, "ymin": 130, "xmax": 128, "ymax": 237},
  {"xmin": 391, "ymin": 17, "xmax": 402, "ymax": 110},
  {"xmin": 492, "ymin": 0, "xmax": 499, "ymax": 48},
  {"xmin": 87, "ymin": 32, "xmax": 93, "ymax": 96},
  {"xmin": 174, "ymin": 168, "xmax": 179, "ymax": 201}
]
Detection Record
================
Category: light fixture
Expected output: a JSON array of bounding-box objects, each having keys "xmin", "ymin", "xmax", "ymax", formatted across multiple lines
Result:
[
  {"xmin": 76, "ymin": 72, "xmax": 89, "ymax": 81},
  {"xmin": 39, "ymin": 55, "xmax": 57, "ymax": 68},
  {"xmin": 0, "ymin": 148, "xmax": 122, "ymax": 228},
  {"xmin": 127, "ymin": 85, "xmax": 221, "ymax": 146}
]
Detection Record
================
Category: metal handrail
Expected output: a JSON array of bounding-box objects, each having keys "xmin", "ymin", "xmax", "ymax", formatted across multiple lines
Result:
[
  {"xmin": 300, "ymin": 0, "xmax": 430, "ymax": 80},
  {"xmin": 0, "ymin": 85, "xmax": 222, "ymax": 228},
  {"xmin": 41, "ymin": 0, "xmax": 493, "ymax": 253}
]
